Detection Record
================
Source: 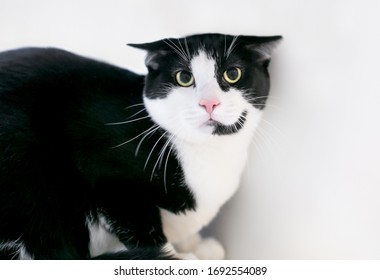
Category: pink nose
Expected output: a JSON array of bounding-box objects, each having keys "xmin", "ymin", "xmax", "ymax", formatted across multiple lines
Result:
[{"xmin": 199, "ymin": 99, "xmax": 220, "ymax": 114}]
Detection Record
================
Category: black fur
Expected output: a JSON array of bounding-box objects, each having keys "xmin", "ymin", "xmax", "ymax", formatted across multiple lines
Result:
[{"xmin": 0, "ymin": 47, "xmax": 194, "ymax": 259}]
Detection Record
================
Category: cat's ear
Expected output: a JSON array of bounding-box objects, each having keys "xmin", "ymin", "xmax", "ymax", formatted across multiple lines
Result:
[
  {"xmin": 128, "ymin": 41, "xmax": 169, "ymax": 70},
  {"xmin": 240, "ymin": 35, "xmax": 282, "ymax": 63}
]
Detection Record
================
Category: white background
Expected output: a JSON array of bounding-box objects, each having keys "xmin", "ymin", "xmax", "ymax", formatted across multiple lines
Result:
[{"xmin": 1, "ymin": 0, "xmax": 380, "ymax": 259}]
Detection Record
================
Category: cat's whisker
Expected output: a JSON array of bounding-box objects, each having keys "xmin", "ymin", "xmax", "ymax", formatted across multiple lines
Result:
[
  {"xmin": 225, "ymin": 35, "xmax": 240, "ymax": 59},
  {"xmin": 245, "ymin": 102, "xmax": 280, "ymax": 110},
  {"xmin": 260, "ymin": 118, "xmax": 288, "ymax": 141},
  {"xmin": 184, "ymin": 37, "xmax": 191, "ymax": 61},
  {"xmin": 235, "ymin": 116, "xmax": 246, "ymax": 133},
  {"xmin": 126, "ymin": 108, "xmax": 147, "ymax": 120},
  {"xmin": 150, "ymin": 133, "xmax": 175, "ymax": 190},
  {"xmin": 158, "ymin": 136, "xmax": 172, "ymax": 169},
  {"xmin": 150, "ymin": 121, "xmax": 187, "ymax": 192},
  {"xmin": 135, "ymin": 124, "xmax": 160, "ymax": 156},
  {"xmin": 250, "ymin": 95, "xmax": 282, "ymax": 103},
  {"xmin": 144, "ymin": 131, "xmax": 168, "ymax": 170},
  {"xmin": 224, "ymin": 35, "xmax": 227, "ymax": 58},
  {"xmin": 177, "ymin": 39, "xmax": 191, "ymax": 62},
  {"xmin": 164, "ymin": 39, "xmax": 189, "ymax": 63},
  {"xmin": 251, "ymin": 134, "xmax": 266, "ymax": 161},
  {"xmin": 105, "ymin": 115, "xmax": 150, "ymax": 126},
  {"xmin": 123, "ymin": 103, "xmax": 145, "ymax": 110},
  {"xmin": 163, "ymin": 142, "xmax": 175, "ymax": 193},
  {"xmin": 254, "ymin": 126, "xmax": 279, "ymax": 162},
  {"xmin": 252, "ymin": 126, "xmax": 287, "ymax": 183},
  {"xmin": 243, "ymin": 93, "xmax": 282, "ymax": 101},
  {"xmin": 243, "ymin": 96, "xmax": 280, "ymax": 109},
  {"xmin": 112, "ymin": 124, "xmax": 158, "ymax": 149}
]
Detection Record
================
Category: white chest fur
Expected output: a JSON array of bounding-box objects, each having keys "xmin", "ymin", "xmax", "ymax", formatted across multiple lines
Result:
[{"xmin": 161, "ymin": 126, "xmax": 255, "ymax": 244}]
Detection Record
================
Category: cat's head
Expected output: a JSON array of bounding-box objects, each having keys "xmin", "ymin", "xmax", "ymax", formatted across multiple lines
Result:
[{"xmin": 130, "ymin": 33, "xmax": 281, "ymax": 143}]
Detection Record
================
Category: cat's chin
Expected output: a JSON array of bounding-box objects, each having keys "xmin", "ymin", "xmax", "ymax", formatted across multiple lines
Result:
[{"xmin": 204, "ymin": 110, "xmax": 248, "ymax": 136}]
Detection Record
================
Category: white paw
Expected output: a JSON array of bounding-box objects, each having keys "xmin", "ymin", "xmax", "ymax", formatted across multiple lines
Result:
[
  {"xmin": 193, "ymin": 238, "xmax": 225, "ymax": 260},
  {"xmin": 176, "ymin": 252, "xmax": 199, "ymax": 260},
  {"xmin": 162, "ymin": 242, "xmax": 198, "ymax": 260},
  {"xmin": 171, "ymin": 234, "xmax": 226, "ymax": 260},
  {"xmin": 175, "ymin": 234, "xmax": 202, "ymax": 253}
]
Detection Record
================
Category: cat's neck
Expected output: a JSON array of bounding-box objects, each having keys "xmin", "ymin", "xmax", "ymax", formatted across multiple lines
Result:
[{"xmin": 172, "ymin": 130, "xmax": 253, "ymax": 210}]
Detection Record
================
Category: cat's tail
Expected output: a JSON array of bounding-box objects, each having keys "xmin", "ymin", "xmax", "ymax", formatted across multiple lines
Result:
[{"xmin": 91, "ymin": 247, "xmax": 176, "ymax": 260}]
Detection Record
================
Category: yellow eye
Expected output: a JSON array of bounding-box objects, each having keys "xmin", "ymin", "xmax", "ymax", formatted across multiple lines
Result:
[
  {"xmin": 175, "ymin": 70, "xmax": 194, "ymax": 87},
  {"xmin": 223, "ymin": 67, "xmax": 242, "ymax": 84}
]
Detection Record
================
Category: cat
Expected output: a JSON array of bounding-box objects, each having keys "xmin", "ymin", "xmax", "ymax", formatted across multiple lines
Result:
[{"xmin": 0, "ymin": 33, "xmax": 281, "ymax": 259}]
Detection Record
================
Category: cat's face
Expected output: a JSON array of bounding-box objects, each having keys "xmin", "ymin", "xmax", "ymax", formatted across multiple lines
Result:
[{"xmin": 130, "ymin": 34, "xmax": 281, "ymax": 143}]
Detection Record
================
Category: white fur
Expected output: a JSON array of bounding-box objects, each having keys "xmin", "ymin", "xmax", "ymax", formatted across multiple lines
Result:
[
  {"xmin": 144, "ymin": 51, "xmax": 263, "ymax": 258},
  {"xmin": 87, "ymin": 215, "xmax": 127, "ymax": 257},
  {"xmin": 0, "ymin": 239, "xmax": 32, "ymax": 260}
]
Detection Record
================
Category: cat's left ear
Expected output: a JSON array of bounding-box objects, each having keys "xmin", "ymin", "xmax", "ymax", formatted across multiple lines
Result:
[
  {"xmin": 240, "ymin": 35, "xmax": 283, "ymax": 63},
  {"xmin": 128, "ymin": 40, "xmax": 169, "ymax": 71}
]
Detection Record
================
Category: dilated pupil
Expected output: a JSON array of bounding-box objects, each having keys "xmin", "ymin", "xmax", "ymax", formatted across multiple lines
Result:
[
  {"xmin": 227, "ymin": 68, "xmax": 238, "ymax": 80},
  {"xmin": 180, "ymin": 72, "xmax": 192, "ymax": 83}
]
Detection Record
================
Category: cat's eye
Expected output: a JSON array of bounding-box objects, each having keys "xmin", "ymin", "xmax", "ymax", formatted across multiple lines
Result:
[
  {"xmin": 223, "ymin": 67, "xmax": 242, "ymax": 84},
  {"xmin": 175, "ymin": 70, "xmax": 194, "ymax": 87}
]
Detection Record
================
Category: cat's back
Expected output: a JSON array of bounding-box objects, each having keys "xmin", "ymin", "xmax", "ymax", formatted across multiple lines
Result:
[
  {"xmin": 0, "ymin": 47, "xmax": 146, "ymax": 184},
  {"xmin": 0, "ymin": 47, "xmax": 143, "ymax": 100},
  {"xmin": 0, "ymin": 47, "xmax": 145, "ymax": 130}
]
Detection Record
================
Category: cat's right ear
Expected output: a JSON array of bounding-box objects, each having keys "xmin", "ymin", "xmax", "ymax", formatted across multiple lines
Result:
[
  {"xmin": 240, "ymin": 35, "xmax": 283, "ymax": 63},
  {"xmin": 128, "ymin": 41, "xmax": 169, "ymax": 71}
]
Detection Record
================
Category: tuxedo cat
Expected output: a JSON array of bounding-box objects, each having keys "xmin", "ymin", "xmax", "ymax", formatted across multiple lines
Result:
[{"xmin": 0, "ymin": 33, "xmax": 281, "ymax": 259}]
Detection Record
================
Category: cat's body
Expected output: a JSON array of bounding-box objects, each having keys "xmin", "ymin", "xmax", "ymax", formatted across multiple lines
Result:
[{"xmin": 0, "ymin": 33, "xmax": 281, "ymax": 259}]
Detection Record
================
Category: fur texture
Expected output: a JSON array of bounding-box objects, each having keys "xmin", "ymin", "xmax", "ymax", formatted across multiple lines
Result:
[{"xmin": 0, "ymin": 33, "xmax": 281, "ymax": 259}]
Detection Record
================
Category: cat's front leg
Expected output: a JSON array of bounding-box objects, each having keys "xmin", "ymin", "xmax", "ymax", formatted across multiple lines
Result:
[
  {"xmin": 94, "ymin": 178, "xmax": 168, "ymax": 251},
  {"xmin": 160, "ymin": 209, "xmax": 225, "ymax": 260}
]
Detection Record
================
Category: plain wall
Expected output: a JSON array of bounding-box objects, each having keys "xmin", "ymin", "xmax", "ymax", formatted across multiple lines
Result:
[{"xmin": 1, "ymin": 0, "xmax": 380, "ymax": 259}]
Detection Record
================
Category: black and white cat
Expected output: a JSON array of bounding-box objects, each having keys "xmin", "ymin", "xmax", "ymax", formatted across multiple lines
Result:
[{"xmin": 0, "ymin": 33, "xmax": 281, "ymax": 259}]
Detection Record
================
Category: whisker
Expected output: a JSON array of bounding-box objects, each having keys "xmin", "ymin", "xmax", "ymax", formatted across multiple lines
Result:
[
  {"xmin": 111, "ymin": 124, "xmax": 157, "ymax": 149},
  {"xmin": 157, "ymin": 139, "xmax": 169, "ymax": 169},
  {"xmin": 150, "ymin": 133, "xmax": 174, "ymax": 184},
  {"xmin": 126, "ymin": 108, "xmax": 147, "ymax": 120},
  {"xmin": 260, "ymin": 118, "xmax": 287, "ymax": 140},
  {"xmin": 178, "ymin": 38, "xmax": 190, "ymax": 61},
  {"xmin": 105, "ymin": 115, "xmax": 150, "ymax": 126},
  {"xmin": 251, "ymin": 134, "xmax": 265, "ymax": 161},
  {"xmin": 164, "ymin": 39, "xmax": 189, "ymax": 62},
  {"xmin": 135, "ymin": 124, "xmax": 160, "ymax": 156},
  {"xmin": 246, "ymin": 102, "xmax": 280, "ymax": 110},
  {"xmin": 225, "ymin": 35, "xmax": 240, "ymax": 59},
  {"xmin": 184, "ymin": 37, "xmax": 191, "ymax": 60},
  {"xmin": 224, "ymin": 35, "xmax": 227, "ymax": 57},
  {"xmin": 123, "ymin": 103, "xmax": 145, "ymax": 110},
  {"xmin": 163, "ymin": 142, "xmax": 175, "ymax": 193},
  {"xmin": 255, "ymin": 126, "xmax": 279, "ymax": 162},
  {"xmin": 144, "ymin": 131, "xmax": 168, "ymax": 170}
]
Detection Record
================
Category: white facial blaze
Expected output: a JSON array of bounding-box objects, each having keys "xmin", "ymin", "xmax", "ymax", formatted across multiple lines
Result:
[{"xmin": 190, "ymin": 52, "xmax": 219, "ymax": 101}]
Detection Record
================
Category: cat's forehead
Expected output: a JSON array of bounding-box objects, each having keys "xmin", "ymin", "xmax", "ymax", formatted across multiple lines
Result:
[
  {"xmin": 177, "ymin": 35, "xmax": 238, "ymax": 62},
  {"xmin": 190, "ymin": 51, "xmax": 217, "ymax": 83}
]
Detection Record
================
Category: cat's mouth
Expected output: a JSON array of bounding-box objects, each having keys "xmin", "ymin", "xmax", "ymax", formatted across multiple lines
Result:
[{"xmin": 205, "ymin": 110, "xmax": 248, "ymax": 136}]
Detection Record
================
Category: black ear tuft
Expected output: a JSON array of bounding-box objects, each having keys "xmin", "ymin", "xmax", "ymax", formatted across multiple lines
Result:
[
  {"xmin": 128, "ymin": 40, "xmax": 171, "ymax": 70},
  {"xmin": 128, "ymin": 39, "xmax": 170, "ymax": 52}
]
